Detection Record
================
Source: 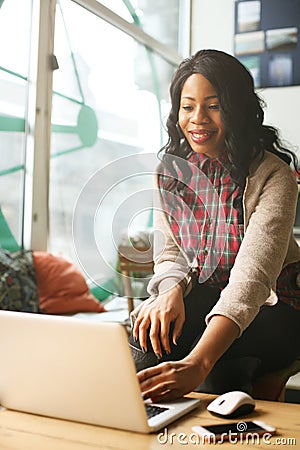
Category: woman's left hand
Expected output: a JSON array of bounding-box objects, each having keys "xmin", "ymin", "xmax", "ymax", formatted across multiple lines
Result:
[
  {"xmin": 137, "ymin": 316, "xmax": 239, "ymax": 402},
  {"xmin": 137, "ymin": 358, "xmax": 207, "ymax": 402}
]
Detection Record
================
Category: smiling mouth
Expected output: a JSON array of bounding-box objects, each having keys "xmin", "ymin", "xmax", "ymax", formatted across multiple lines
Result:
[{"xmin": 189, "ymin": 131, "xmax": 215, "ymax": 143}]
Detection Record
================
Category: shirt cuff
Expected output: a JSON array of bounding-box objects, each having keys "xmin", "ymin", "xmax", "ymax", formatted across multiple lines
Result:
[{"xmin": 158, "ymin": 277, "xmax": 186, "ymax": 295}]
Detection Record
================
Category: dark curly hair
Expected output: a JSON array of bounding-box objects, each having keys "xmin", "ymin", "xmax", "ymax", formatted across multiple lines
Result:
[{"xmin": 159, "ymin": 49, "xmax": 298, "ymax": 188}]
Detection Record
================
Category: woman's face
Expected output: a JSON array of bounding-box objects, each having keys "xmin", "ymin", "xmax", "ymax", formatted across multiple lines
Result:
[{"xmin": 178, "ymin": 73, "xmax": 226, "ymax": 158}]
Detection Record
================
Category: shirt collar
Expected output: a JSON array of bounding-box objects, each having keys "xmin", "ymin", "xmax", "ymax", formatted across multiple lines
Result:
[{"xmin": 187, "ymin": 151, "xmax": 232, "ymax": 174}]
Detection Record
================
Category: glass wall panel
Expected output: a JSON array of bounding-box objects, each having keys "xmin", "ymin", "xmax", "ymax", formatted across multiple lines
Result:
[
  {"xmin": 49, "ymin": 0, "xmax": 176, "ymax": 294},
  {"xmin": 0, "ymin": 0, "xmax": 32, "ymax": 247},
  {"xmin": 98, "ymin": 0, "xmax": 180, "ymax": 51}
]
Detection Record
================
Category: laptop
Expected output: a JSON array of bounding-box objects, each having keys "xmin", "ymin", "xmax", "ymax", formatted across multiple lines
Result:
[{"xmin": 0, "ymin": 310, "xmax": 200, "ymax": 433}]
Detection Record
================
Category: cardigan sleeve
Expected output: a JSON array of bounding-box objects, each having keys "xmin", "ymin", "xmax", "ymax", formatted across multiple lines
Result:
[
  {"xmin": 206, "ymin": 156, "xmax": 299, "ymax": 336},
  {"xmin": 147, "ymin": 175, "xmax": 192, "ymax": 296}
]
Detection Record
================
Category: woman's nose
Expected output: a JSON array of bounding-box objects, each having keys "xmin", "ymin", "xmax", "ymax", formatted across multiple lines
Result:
[{"xmin": 191, "ymin": 106, "xmax": 210, "ymax": 124}]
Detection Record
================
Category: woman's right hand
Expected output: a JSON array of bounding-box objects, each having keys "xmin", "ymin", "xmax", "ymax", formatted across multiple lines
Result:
[{"xmin": 132, "ymin": 283, "xmax": 185, "ymax": 358}]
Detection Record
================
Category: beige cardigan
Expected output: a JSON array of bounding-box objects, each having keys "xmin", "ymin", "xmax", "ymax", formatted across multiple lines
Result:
[{"xmin": 147, "ymin": 151, "xmax": 300, "ymax": 336}]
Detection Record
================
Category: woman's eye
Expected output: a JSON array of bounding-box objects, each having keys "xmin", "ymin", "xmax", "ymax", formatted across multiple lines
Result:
[
  {"xmin": 182, "ymin": 105, "xmax": 193, "ymax": 111},
  {"xmin": 208, "ymin": 104, "xmax": 220, "ymax": 110}
]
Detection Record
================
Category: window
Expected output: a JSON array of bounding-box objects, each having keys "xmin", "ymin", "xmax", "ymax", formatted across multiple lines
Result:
[
  {"xmin": 0, "ymin": 0, "xmax": 189, "ymax": 298},
  {"xmin": 99, "ymin": 0, "xmax": 180, "ymax": 50},
  {"xmin": 0, "ymin": 0, "xmax": 32, "ymax": 247},
  {"xmin": 49, "ymin": 0, "xmax": 179, "ymax": 294}
]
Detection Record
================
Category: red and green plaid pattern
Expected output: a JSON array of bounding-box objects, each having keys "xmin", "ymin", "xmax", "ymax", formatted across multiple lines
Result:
[
  {"xmin": 159, "ymin": 152, "xmax": 244, "ymax": 285},
  {"xmin": 277, "ymin": 261, "xmax": 300, "ymax": 309}
]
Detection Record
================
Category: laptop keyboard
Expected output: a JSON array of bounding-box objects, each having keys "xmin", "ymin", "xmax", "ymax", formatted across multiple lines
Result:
[{"xmin": 145, "ymin": 404, "xmax": 169, "ymax": 419}]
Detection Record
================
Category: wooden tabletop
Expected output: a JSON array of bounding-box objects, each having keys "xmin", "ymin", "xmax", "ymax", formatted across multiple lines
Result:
[{"xmin": 0, "ymin": 393, "xmax": 299, "ymax": 449}]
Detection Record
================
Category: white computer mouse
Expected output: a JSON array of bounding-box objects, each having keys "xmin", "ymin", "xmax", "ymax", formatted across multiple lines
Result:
[{"xmin": 207, "ymin": 391, "xmax": 255, "ymax": 418}]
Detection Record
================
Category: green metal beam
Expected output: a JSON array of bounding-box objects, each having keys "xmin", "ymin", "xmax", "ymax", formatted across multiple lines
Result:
[
  {"xmin": 0, "ymin": 66, "xmax": 27, "ymax": 81},
  {"xmin": 0, "ymin": 115, "xmax": 25, "ymax": 132},
  {"xmin": 0, "ymin": 165, "xmax": 24, "ymax": 177}
]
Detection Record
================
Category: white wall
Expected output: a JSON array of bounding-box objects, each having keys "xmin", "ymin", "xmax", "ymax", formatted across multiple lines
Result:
[{"xmin": 191, "ymin": 0, "xmax": 300, "ymax": 150}]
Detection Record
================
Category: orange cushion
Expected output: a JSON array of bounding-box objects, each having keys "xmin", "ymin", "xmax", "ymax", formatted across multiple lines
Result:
[{"xmin": 33, "ymin": 251, "xmax": 106, "ymax": 314}]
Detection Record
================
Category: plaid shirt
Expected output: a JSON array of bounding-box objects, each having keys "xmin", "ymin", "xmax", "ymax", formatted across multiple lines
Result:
[
  {"xmin": 159, "ymin": 151, "xmax": 300, "ymax": 309},
  {"xmin": 159, "ymin": 152, "xmax": 244, "ymax": 286}
]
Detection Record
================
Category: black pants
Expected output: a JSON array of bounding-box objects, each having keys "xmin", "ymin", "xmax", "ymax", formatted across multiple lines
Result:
[{"xmin": 129, "ymin": 283, "xmax": 300, "ymax": 394}]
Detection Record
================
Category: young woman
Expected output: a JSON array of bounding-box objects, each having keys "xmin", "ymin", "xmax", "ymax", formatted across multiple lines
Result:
[{"xmin": 129, "ymin": 50, "xmax": 300, "ymax": 401}]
